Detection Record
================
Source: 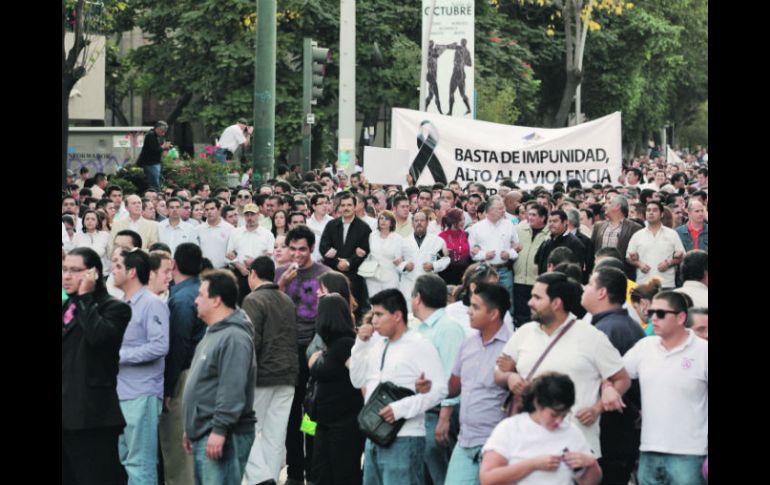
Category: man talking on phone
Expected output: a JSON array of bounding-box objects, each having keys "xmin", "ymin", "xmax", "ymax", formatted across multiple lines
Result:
[{"xmin": 274, "ymin": 225, "xmax": 330, "ymax": 484}]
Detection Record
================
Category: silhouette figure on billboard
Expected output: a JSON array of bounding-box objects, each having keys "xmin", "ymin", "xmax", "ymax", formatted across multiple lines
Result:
[{"xmin": 446, "ymin": 38, "xmax": 472, "ymax": 116}]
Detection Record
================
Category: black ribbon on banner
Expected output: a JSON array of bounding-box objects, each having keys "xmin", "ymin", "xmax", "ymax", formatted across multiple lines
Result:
[{"xmin": 410, "ymin": 121, "xmax": 448, "ymax": 185}]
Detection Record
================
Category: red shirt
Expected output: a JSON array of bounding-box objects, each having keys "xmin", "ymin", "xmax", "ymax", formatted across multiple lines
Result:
[{"xmin": 687, "ymin": 222, "xmax": 703, "ymax": 249}]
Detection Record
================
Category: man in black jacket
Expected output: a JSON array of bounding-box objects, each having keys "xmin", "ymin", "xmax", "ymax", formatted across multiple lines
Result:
[
  {"xmin": 242, "ymin": 257, "xmax": 299, "ymax": 485},
  {"xmin": 136, "ymin": 121, "xmax": 170, "ymax": 191},
  {"xmin": 63, "ymin": 247, "xmax": 131, "ymax": 485},
  {"xmin": 319, "ymin": 191, "xmax": 372, "ymax": 321},
  {"xmin": 535, "ymin": 209, "xmax": 586, "ymax": 275},
  {"xmin": 566, "ymin": 208, "xmax": 595, "ymax": 283}
]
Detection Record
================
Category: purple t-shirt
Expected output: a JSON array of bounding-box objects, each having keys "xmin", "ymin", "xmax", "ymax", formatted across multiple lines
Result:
[{"xmin": 275, "ymin": 262, "xmax": 330, "ymax": 346}]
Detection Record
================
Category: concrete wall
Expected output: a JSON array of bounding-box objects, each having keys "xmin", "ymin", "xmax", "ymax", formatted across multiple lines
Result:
[{"xmin": 67, "ymin": 127, "xmax": 151, "ymax": 175}]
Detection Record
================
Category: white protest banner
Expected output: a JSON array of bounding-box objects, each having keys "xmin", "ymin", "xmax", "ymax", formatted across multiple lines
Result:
[
  {"xmin": 422, "ymin": 0, "xmax": 474, "ymax": 118},
  {"xmin": 363, "ymin": 146, "xmax": 411, "ymax": 186},
  {"xmin": 391, "ymin": 108, "xmax": 622, "ymax": 193},
  {"xmin": 667, "ymin": 145, "xmax": 684, "ymax": 166}
]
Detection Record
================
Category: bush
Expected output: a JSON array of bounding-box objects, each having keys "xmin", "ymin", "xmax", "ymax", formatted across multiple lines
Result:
[
  {"xmin": 110, "ymin": 166, "xmax": 145, "ymax": 194},
  {"xmin": 161, "ymin": 147, "xmax": 231, "ymax": 190}
]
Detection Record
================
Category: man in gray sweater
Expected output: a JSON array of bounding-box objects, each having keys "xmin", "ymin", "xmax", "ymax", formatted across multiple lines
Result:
[
  {"xmin": 182, "ymin": 269, "xmax": 257, "ymax": 485},
  {"xmin": 242, "ymin": 256, "xmax": 299, "ymax": 485}
]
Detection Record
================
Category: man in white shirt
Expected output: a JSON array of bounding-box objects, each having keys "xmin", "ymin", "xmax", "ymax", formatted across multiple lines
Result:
[
  {"xmin": 217, "ymin": 118, "xmax": 252, "ymax": 161},
  {"xmin": 307, "ymin": 194, "xmax": 334, "ymax": 262},
  {"xmin": 626, "ymin": 200, "xmax": 685, "ymax": 289},
  {"xmin": 494, "ymin": 272, "xmax": 631, "ymax": 458},
  {"xmin": 674, "ymin": 250, "xmax": 708, "ymax": 309},
  {"xmin": 195, "ymin": 198, "xmax": 234, "ymax": 269},
  {"xmin": 108, "ymin": 185, "xmax": 129, "ymax": 222},
  {"xmin": 226, "ymin": 203, "xmax": 275, "ymax": 304},
  {"xmin": 622, "ymin": 291, "xmax": 708, "ymax": 485},
  {"xmin": 399, "ymin": 211, "xmax": 449, "ymax": 311},
  {"xmin": 468, "ymin": 195, "xmax": 521, "ymax": 311},
  {"xmin": 350, "ymin": 288, "xmax": 447, "ymax": 485},
  {"xmin": 355, "ymin": 193, "xmax": 378, "ymax": 231},
  {"xmin": 158, "ymin": 197, "xmax": 197, "ymax": 256}
]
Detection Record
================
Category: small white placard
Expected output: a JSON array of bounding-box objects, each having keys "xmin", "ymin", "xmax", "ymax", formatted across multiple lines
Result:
[{"xmin": 363, "ymin": 146, "xmax": 410, "ymax": 186}]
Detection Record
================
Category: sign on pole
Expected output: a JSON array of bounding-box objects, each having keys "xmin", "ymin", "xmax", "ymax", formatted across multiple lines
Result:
[{"xmin": 421, "ymin": 0, "xmax": 474, "ymax": 118}]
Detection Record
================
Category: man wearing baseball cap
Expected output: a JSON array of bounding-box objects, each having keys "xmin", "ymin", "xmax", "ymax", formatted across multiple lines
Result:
[
  {"xmin": 218, "ymin": 118, "xmax": 253, "ymax": 162},
  {"xmin": 225, "ymin": 203, "xmax": 275, "ymax": 305}
]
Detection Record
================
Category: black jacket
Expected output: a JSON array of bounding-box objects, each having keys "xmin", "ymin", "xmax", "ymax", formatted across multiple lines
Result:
[
  {"xmin": 535, "ymin": 232, "xmax": 587, "ymax": 275},
  {"xmin": 319, "ymin": 217, "xmax": 372, "ymax": 274},
  {"xmin": 309, "ymin": 336, "xmax": 363, "ymax": 424},
  {"xmin": 136, "ymin": 129, "xmax": 164, "ymax": 167},
  {"xmin": 574, "ymin": 230, "xmax": 595, "ymax": 283},
  {"xmin": 62, "ymin": 289, "xmax": 131, "ymax": 430},
  {"xmin": 241, "ymin": 283, "xmax": 299, "ymax": 387}
]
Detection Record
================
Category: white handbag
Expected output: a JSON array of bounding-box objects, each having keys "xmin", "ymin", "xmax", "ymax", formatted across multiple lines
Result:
[{"xmin": 358, "ymin": 255, "xmax": 382, "ymax": 279}]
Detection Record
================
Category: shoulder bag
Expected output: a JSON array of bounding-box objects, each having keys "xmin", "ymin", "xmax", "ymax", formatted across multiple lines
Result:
[
  {"xmin": 502, "ymin": 318, "xmax": 577, "ymax": 417},
  {"xmin": 357, "ymin": 341, "xmax": 415, "ymax": 447}
]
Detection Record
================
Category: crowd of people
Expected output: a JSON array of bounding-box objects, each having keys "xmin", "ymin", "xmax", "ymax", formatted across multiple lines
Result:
[{"xmin": 62, "ymin": 146, "xmax": 708, "ymax": 485}]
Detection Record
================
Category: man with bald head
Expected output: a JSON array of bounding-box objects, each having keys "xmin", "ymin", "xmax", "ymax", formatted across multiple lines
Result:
[
  {"xmin": 675, "ymin": 200, "xmax": 708, "ymax": 252},
  {"xmin": 110, "ymin": 194, "xmax": 160, "ymax": 252},
  {"xmin": 504, "ymin": 190, "xmax": 523, "ymax": 224}
]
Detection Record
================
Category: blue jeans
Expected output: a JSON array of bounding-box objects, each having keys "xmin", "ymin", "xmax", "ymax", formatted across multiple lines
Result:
[
  {"xmin": 445, "ymin": 444, "xmax": 482, "ymax": 485},
  {"xmin": 363, "ymin": 437, "xmax": 425, "ymax": 485},
  {"xmin": 192, "ymin": 430, "xmax": 255, "ymax": 485},
  {"xmin": 143, "ymin": 164, "xmax": 161, "ymax": 190},
  {"xmin": 638, "ymin": 452, "xmax": 706, "ymax": 485},
  {"xmin": 118, "ymin": 396, "xmax": 162, "ymax": 485},
  {"xmin": 424, "ymin": 412, "xmax": 455, "ymax": 485},
  {"xmin": 497, "ymin": 267, "xmax": 514, "ymax": 317}
]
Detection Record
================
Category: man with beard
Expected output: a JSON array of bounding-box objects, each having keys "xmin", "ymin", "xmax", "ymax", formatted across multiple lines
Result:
[{"xmin": 495, "ymin": 272, "xmax": 631, "ymax": 461}]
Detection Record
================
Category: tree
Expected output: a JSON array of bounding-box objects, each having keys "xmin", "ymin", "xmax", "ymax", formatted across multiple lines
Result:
[{"xmin": 62, "ymin": 0, "xmax": 91, "ymax": 189}]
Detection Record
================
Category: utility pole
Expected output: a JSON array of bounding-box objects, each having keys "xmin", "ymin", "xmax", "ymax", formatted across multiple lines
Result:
[
  {"xmin": 252, "ymin": 0, "xmax": 277, "ymax": 189},
  {"xmin": 338, "ymin": 0, "xmax": 356, "ymax": 170}
]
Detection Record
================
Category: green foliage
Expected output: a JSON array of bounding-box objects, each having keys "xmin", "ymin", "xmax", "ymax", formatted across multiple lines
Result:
[
  {"xmin": 109, "ymin": 166, "xmax": 144, "ymax": 194},
  {"xmin": 676, "ymin": 101, "xmax": 707, "ymax": 149},
  {"xmin": 161, "ymin": 151, "xmax": 230, "ymax": 190},
  {"xmin": 476, "ymin": 77, "xmax": 521, "ymax": 125}
]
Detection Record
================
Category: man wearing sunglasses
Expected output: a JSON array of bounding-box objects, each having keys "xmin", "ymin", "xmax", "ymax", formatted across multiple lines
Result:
[
  {"xmin": 234, "ymin": 189, "xmax": 253, "ymax": 228},
  {"xmin": 622, "ymin": 292, "xmax": 708, "ymax": 485}
]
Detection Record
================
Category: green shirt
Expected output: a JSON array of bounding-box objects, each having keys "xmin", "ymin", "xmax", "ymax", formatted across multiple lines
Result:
[{"xmin": 416, "ymin": 308, "xmax": 465, "ymax": 407}]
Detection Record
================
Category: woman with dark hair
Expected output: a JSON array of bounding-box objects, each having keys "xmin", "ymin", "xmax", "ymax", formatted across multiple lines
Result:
[
  {"xmin": 445, "ymin": 262, "xmax": 515, "ymax": 335},
  {"xmin": 73, "ymin": 209, "xmax": 111, "ymax": 271},
  {"xmin": 62, "ymin": 214, "xmax": 77, "ymax": 253},
  {"xmin": 306, "ymin": 271, "xmax": 358, "ymax": 359},
  {"xmin": 480, "ymin": 372, "xmax": 602, "ymax": 485},
  {"xmin": 62, "ymin": 247, "xmax": 132, "ymax": 485},
  {"xmin": 630, "ymin": 276, "xmax": 663, "ymax": 336},
  {"xmin": 307, "ymin": 294, "xmax": 365, "ymax": 485},
  {"xmin": 271, "ymin": 209, "xmax": 289, "ymax": 237},
  {"xmin": 438, "ymin": 207, "xmax": 471, "ymax": 285}
]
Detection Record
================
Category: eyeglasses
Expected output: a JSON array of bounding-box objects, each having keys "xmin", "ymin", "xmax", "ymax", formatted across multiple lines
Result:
[
  {"xmin": 237, "ymin": 194, "xmax": 251, "ymax": 199},
  {"xmin": 62, "ymin": 267, "xmax": 86, "ymax": 275},
  {"xmin": 646, "ymin": 309, "xmax": 680, "ymax": 319}
]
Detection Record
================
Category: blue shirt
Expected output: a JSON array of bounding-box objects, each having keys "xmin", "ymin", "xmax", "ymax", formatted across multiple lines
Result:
[
  {"xmin": 117, "ymin": 287, "xmax": 170, "ymax": 400},
  {"xmin": 416, "ymin": 308, "xmax": 466, "ymax": 407},
  {"xmin": 452, "ymin": 322, "xmax": 512, "ymax": 447},
  {"xmin": 164, "ymin": 277, "xmax": 206, "ymax": 397}
]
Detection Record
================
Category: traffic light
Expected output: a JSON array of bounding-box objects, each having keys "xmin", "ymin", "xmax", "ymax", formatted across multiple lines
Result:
[
  {"xmin": 304, "ymin": 39, "xmax": 330, "ymax": 106},
  {"xmin": 302, "ymin": 38, "xmax": 331, "ymax": 172}
]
